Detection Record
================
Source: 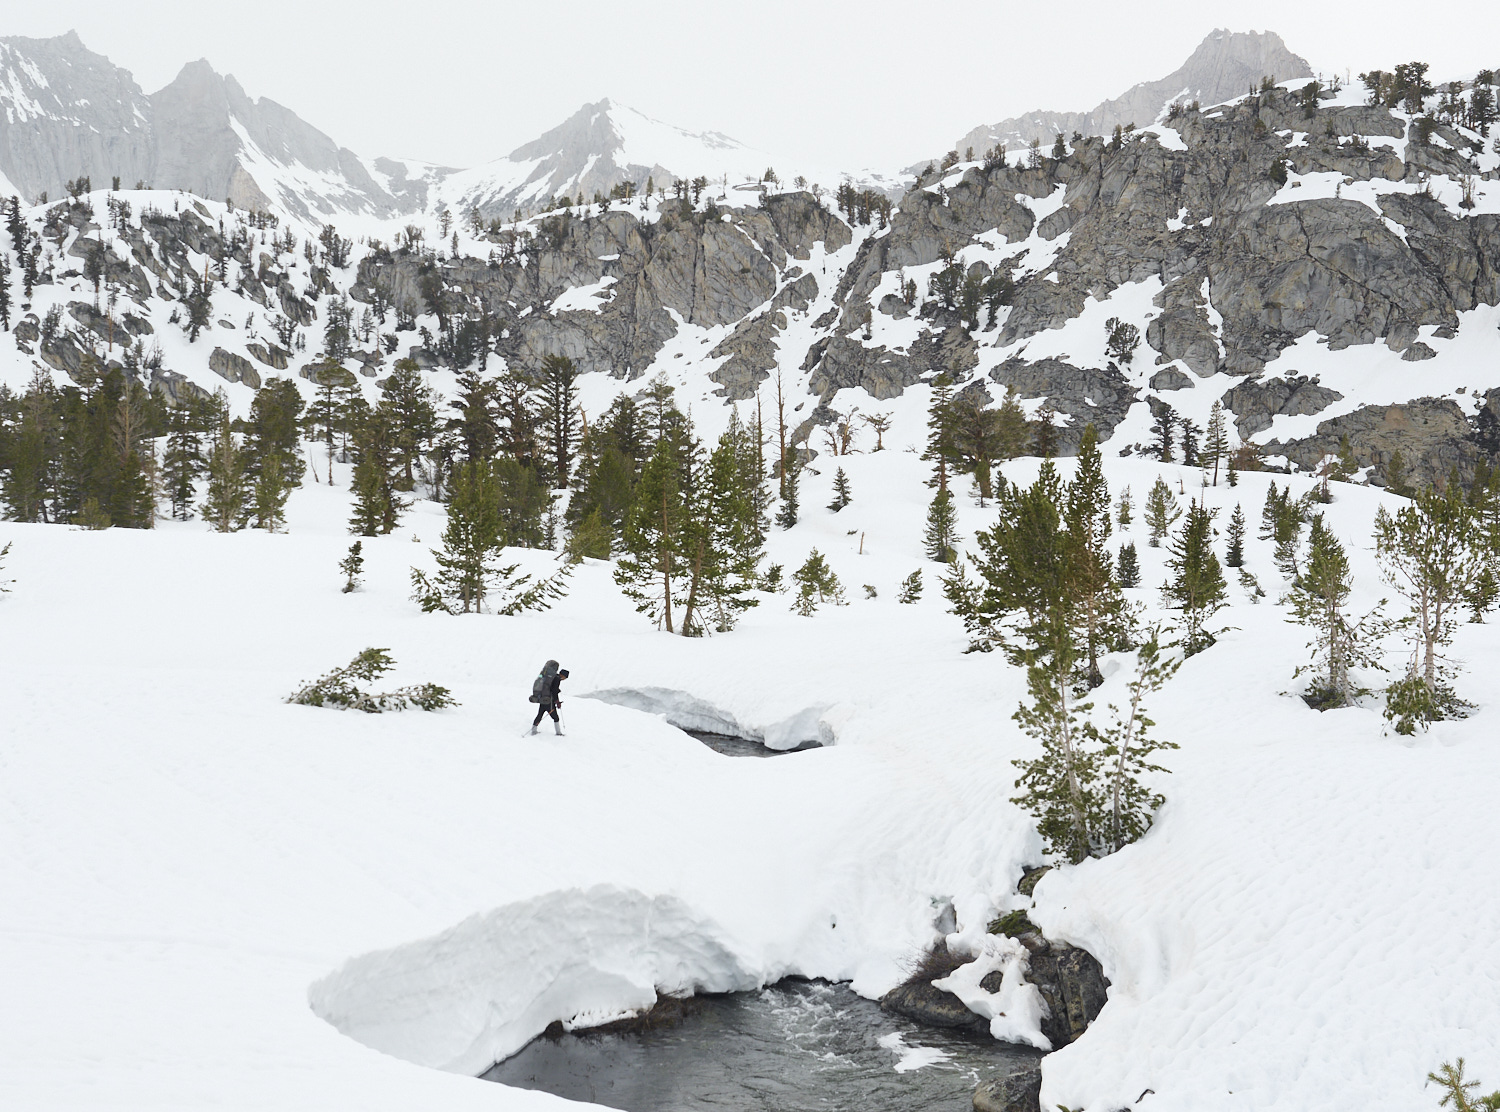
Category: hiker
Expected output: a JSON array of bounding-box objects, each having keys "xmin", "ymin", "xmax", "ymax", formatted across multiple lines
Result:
[{"xmin": 528, "ymin": 660, "xmax": 569, "ymax": 735}]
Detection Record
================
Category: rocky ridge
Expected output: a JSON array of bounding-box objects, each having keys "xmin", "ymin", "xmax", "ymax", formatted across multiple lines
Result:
[
  {"xmin": 4, "ymin": 41, "xmax": 1500, "ymax": 492},
  {"xmin": 942, "ymin": 30, "xmax": 1314, "ymax": 164}
]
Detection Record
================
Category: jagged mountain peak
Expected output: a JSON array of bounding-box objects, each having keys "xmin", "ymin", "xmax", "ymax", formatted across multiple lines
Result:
[
  {"xmin": 939, "ymin": 28, "xmax": 1314, "ymax": 164},
  {"xmin": 439, "ymin": 97, "xmax": 774, "ymax": 221}
]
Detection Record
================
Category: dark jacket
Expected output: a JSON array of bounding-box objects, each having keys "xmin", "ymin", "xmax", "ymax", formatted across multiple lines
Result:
[{"xmin": 540, "ymin": 673, "xmax": 563, "ymax": 707}]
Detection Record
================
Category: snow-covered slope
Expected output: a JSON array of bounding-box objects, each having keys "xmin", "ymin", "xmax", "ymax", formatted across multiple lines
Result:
[{"xmin": 3, "ymin": 448, "xmax": 1499, "ymax": 1111}]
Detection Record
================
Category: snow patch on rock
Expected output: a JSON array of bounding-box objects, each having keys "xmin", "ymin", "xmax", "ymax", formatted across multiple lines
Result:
[
  {"xmin": 935, "ymin": 935, "xmax": 1052, "ymax": 1050},
  {"xmin": 581, "ymin": 685, "xmax": 834, "ymax": 749}
]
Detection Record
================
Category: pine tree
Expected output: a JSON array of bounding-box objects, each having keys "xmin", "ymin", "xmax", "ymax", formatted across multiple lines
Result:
[
  {"xmin": 1384, "ymin": 449, "xmax": 1412, "ymax": 497},
  {"xmin": 1225, "ymin": 503, "xmax": 1246, "ymax": 567},
  {"xmin": 922, "ymin": 374, "xmax": 957, "ymax": 489},
  {"xmin": 304, "ymin": 359, "xmax": 357, "ymax": 484},
  {"xmin": 250, "ymin": 452, "xmax": 290, "ymax": 533},
  {"xmin": 1375, "ymin": 482, "xmax": 1488, "ymax": 728},
  {"xmin": 950, "ymin": 392, "xmax": 1025, "ymax": 504},
  {"xmin": 1031, "ymin": 404, "xmax": 1058, "ymax": 458},
  {"xmin": 1426, "ymin": 1060, "xmax": 1500, "ymax": 1112},
  {"xmin": 727, "ymin": 407, "xmax": 768, "ymax": 559},
  {"xmin": 615, "ymin": 433, "xmax": 690, "ymax": 631},
  {"xmin": 1065, "ymin": 424, "xmax": 1126, "ymax": 687},
  {"xmin": 1180, "ymin": 419, "xmax": 1201, "ymax": 466},
  {"xmin": 1329, "ymin": 435, "xmax": 1359, "ymax": 483},
  {"xmin": 1151, "ymin": 405, "xmax": 1176, "ymax": 462},
  {"xmin": 775, "ymin": 448, "xmax": 800, "ymax": 530},
  {"xmin": 1144, "ymin": 477, "xmax": 1180, "ymax": 547},
  {"xmin": 924, "ymin": 489, "xmax": 959, "ymax": 562},
  {"xmin": 1, "ymin": 369, "xmax": 59, "ymax": 523},
  {"xmin": 183, "ymin": 272, "xmax": 213, "ymax": 342},
  {"xmin": 200, "ymin": 423, "xmax": 248, "ymax": 532},
  {"xmin": 1288, "ymin": 515, "xmax": 1388, "ymax": 708},
  {"xmin": 1098, "ymin": 634, "xmax": 1180, "ymax": 854},
  {"xmin": 340, "ymin": 541, "xmax": 364, "ymax": 593},
  {"xmin": 1164, "ymin": 501, "xmax": 1227, "ymax": 655},
  {"xmin": 565, "ymin": 507, "xmax": 613, "ymax": 561},
  {"xmin": 1203, "ymin": 401, "xmax": 1229, "ymax": 485},
  {"xmin": 0, "ymin": 257, "xmax": 11, "ymax": 331},
  {"xmin": 492, "ymin": 456, "xmax": 550, "ymax": 549},
  {"xmin": 1262, "ymin": 485, "xmax": 1310, "ymax": 579},
  {"xmin": 946, "ymin": 461, "xmax": 1070, "ymax": 660},
  {"xmin": 1010, "ymin": 649, "xmax": 1103, "ymax": 863},
  {"xmin": 1117, "ymin": 541, "xmax": 1140, "ymax": 587},
  {"xmin": 243, "ymin": 378, "xmax": 305, "ymax": 524},
  {"xmin": 827, "ymin": 466, "xmax": 852, "ymax": 512},
  {"xmin": 348, "ymin": 405, "xmax": 408, "ymax": 536},
  {"xmin": 410, "ymin": 461, "xmax": 568, "ymax": 615},
  {"xmin": 791, "ymin": 548, "xmax": 845, "ymax": 614},
  {"xmin": 1117, "ymin": 485, "xmax": 1133, "ymax": 529},
  {"xmin": 537, "ymin": 354, "xmax": 580, "ymax": 487},
  {"xmin": 162, "ymin": 402, "xmax": 203, "ymax": 520},
  {"xmin": 380, "ymin": 358, "xmax": 439, "ymax": 490},
  {"xmin": 897, "ymin": 569, "xmax": 923, "ymax": 604},
  {"xmin": 677, "ymin": 429, "xmax": 763, "ymax": 634}
]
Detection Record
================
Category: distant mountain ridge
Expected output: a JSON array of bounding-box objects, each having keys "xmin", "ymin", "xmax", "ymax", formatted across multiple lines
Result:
[
  {"xmin": 433, "ymin": 99, "xmax": 773, "ymax": 222},
  {"xmin": 1, "ymin": 29, "xmax": 1315, "ymax": 225},
  {"xmin": 0, "ymin": 34, "xmax": 900, "ymax": 224},
  {"xmin": 0, "ymin": 32, "xmax": 410, "ymax": 219},
  {"xmin": 932, "ymin": 29, "xmax": 1314, "ymax": 165}
]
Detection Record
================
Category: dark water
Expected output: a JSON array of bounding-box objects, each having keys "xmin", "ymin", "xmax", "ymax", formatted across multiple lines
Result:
[
  {"xmin": 482, "ymin": 979, "xmax": 1041, "ymax": 1112},
  {"xmin": 683, "ymin": 730, "xmax": 821, "ymax": 758}
]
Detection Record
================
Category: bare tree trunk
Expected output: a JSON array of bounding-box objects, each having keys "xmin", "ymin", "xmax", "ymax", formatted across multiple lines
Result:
[
  {"xmin": 681, "ymin": 537, "xmax": 706, "ymax": 637},
  {"xmin": 660, "ymin": 489, "xmax": 674, "ymax": 634},
  {"xmin": 776, "ymin": 371, "xmax": 787, "ymax": 499}
]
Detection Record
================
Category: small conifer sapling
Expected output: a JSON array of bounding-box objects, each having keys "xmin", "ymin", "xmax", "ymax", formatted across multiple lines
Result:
[
  {"xmin": 897, "ymin": 569, "xmax": 923, "ymax": 604},
  {"xmin": 1144, "ymin": 477, "xmax": 1180, "ymax": 547},
  {"xmin": 828, "ymin": 467, "xmax": 852, "ymax": 512},
  {"xmin": 924, "ymin": 489, "xmax": 959, "ymax": 562},
  {"xmin": 1225, "ymin": 503, "xmax": 1246, "ymax": 568},
  {"xmin": 340, "ymin": 541, "xmax": 364, "ymax": 593}
]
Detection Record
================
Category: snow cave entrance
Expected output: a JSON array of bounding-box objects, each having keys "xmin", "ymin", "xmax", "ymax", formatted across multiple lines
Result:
[{"xmin": 481, "ymin": 977, "xmax": 1042, "ymax": 1112}]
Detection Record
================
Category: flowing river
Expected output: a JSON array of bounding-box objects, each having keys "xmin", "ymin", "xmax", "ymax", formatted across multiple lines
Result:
[{"xmin": 483, "ymin": 978, "xmax": 1040, "ymax": 1112}]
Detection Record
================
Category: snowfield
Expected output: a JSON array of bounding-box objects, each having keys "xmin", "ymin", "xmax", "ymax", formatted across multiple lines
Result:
[{"xmin": 3, "ymin": 449, "xmax": 1499, "ymax": 1112}]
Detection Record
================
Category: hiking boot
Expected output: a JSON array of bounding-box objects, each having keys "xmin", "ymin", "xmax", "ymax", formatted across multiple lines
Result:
[
  {"xmin": 554, "ymin": 721, "xmax": 565, "ymax": 736},
  {"xmin": 528, "ymin": 725, "xmax": 538, "ymax": 736}
]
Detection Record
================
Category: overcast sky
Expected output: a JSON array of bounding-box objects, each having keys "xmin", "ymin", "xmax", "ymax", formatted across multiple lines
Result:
[{"xmin": 6, "ymin": 1, "xmax": 1498, "ymax": 171}]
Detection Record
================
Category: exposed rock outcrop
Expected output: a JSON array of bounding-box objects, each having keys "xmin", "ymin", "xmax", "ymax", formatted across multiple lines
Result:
[
  {"xmin": 881, "ymin": 927, "xmax": 1108, "ymax": 1051},
  {"xmin": 1221, "ymin": 374, "xmax": 1344, "ymax": 436},
  {"xmin": 208, "ymin": 347, "xmax": 261, "ymax": 390},
  {"xmin": 973, "ymin": 1066, "xmax": 1043, "ymax": 1112},
  {"xmin": 1266, "ymin": 397, "xmax": 1482, "ymax": 488},
  {"xmin": 990, "ymin": 357, "xmax": 1136, "ymax": 449}
]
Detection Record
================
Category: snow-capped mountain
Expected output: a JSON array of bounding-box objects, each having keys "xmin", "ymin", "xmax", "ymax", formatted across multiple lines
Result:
[
  {"xmin": 933, "ymin": 29, "xmax": 1314, "ymax": 164},
  {"xmin": 0, "ymin": 33, "xmax": 156, "ymax": 200},
  {"xmin": 435, "ymin": 99, "xmax": 773, "ymax": 221},
  {"xmin": 0, "ymin": 35, "xmax": 901, "ymax": 226},
  {"xmin": 0, "ymin": 32, "xmax": 419, "ymax": 222}
]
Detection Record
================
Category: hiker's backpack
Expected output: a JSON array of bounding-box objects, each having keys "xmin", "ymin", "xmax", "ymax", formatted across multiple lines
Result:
[{"xmin": 529, "ymin": 660, "xmax": 559, "ymax": 703}]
